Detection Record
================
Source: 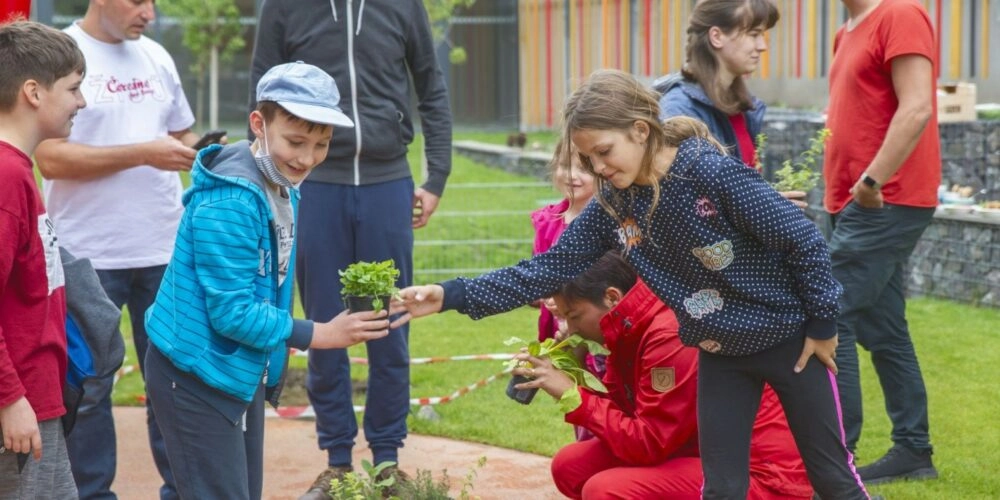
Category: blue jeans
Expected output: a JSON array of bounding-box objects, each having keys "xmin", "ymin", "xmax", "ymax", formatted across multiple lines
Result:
[
  {"xmin": 828, "ymin": 203, "xmax": 935, "ymax": 453},
  {"xmin": 66, "ymin": 265, "xmax": 177, "ymax": 500},
  {"xmin": 296, "ymin": 179, "xmax": 414, "ymax": 467}
]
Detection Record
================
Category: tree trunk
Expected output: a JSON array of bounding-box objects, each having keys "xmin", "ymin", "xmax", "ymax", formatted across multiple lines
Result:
[
  {"xmin": 210, "ymin": 45, "xmax": 219, "ymax": 130},
  {"xmin": 195, "ymin": 70, "xmax": 205, "ymax": 129}
]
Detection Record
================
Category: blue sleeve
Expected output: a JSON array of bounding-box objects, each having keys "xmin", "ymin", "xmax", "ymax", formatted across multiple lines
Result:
[
  {"xmin": 707, "ymin": 154, "xmax": 841, "ymax": 339},
  {"xmin": 447, "ymin": 203, "xmax": 617, "ymax": 320},
  {"xmin": 189, "ymin": 198, "xmax": 294, "ymax": 350}
]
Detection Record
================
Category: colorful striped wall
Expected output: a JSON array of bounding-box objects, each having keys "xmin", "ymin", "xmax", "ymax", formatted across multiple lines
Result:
[{"xmin": 518, "ymin": 0, "xmax": 999, "ymax": 129}]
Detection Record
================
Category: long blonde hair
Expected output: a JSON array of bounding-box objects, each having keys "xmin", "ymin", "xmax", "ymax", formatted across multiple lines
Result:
[{"xmin": 562, "ymin": 69, "xmax": 722, "ymax": 239}]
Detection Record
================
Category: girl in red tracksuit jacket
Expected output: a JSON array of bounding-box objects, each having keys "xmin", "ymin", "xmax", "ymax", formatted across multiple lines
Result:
[{"xmin": 514, "ymin": 251, "xmax": 812, "ymax": 499}]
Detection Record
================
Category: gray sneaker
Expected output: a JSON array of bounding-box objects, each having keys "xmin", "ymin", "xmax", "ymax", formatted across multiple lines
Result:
[
  {"xmin": 858, "ymin": 445, "xmax": 938, "ymax": 485},
  {"xmin": 299, "ymin": 465, "xmax": 354, "ymax": 500}
]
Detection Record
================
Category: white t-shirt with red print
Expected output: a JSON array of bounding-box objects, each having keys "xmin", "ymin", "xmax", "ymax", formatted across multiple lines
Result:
[{"xmin": 44, "ymin": 22, "xmax": 195, "ymax": 270}]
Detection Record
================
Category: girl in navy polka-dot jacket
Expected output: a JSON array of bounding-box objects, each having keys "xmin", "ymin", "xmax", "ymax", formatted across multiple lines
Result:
[{"xmin": 392, "ymin": 69, "xmax": 870, "ymax": 500}]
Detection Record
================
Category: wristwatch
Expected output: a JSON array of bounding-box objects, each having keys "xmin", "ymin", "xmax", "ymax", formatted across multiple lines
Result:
[{"xmin": 861, "ymin": 173, "xmax": 882, "ymax": 190}]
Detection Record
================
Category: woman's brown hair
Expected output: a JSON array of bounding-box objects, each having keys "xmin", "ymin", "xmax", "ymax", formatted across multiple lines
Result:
[{"xmin": 681, "ymin": 0, "xmax": 780, "ymax": 115}]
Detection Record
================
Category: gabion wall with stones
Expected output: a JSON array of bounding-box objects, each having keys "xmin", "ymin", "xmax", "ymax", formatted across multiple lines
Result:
[{"xmin": 455, "ymin": 117, "xmax": 1000, "ymax": 308}]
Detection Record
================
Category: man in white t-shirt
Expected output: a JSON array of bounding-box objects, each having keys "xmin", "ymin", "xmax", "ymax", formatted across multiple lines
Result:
[{"xmin": 35, "ymin": 1, "xmax": 199, "ymax": 498}]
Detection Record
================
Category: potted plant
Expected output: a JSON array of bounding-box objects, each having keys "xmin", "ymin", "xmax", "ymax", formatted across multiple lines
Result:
[
  {"xmin": 339, "ymin": 259, "xmax": 400, "ymax": 312},
  {"xmin": 502, "ymin": 335, "xmax": 609, "ymax": 410}
]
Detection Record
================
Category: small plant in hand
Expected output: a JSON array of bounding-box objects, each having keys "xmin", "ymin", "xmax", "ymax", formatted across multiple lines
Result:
[
  {"xmin": 339, "ymin": 259, "xmax": 400, "ymax": 311},
  {"xmin": 769, "ymin": 128, "xmax": 832, "ymax": 193},
  {"xmin": 503, "ymin": 335, "xmax": 609, "ymax": 411}
]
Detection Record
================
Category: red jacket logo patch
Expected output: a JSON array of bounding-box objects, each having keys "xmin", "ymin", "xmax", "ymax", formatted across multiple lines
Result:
[{"xmin": 651, "ymin": 367, "xmax": 675, "ymax": 393}]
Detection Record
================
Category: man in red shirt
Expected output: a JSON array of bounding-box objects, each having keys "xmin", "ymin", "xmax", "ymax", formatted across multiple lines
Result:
[
  {"xmin": 510, "ymin": 251, "xmax": 813, "ymax": 499},
  {"xmin": 823, "ymin": 0, "xmax": 940, "ymax": 485}
]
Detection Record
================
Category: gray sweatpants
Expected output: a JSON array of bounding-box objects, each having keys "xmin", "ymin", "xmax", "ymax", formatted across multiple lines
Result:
[{"xmin": 0, "ymin": 417, "xmax": 77, "ymax": 499}]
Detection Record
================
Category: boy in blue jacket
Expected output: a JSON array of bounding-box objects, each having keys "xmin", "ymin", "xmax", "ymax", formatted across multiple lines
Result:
[{"xmin": 143, "ymin": 62, "xmax": 390, "ymax": 499}]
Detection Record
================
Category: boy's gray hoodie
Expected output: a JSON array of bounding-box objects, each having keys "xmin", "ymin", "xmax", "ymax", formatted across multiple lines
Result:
[{"xmin": 250, "ymin": 0, "xmax": 452, "ymax": 196}]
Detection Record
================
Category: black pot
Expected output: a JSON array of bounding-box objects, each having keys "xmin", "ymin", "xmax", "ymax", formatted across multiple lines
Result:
[
  {"xmin": 344, "ymin": 295, "xmax": 391, "ymax": 313},
  {"xmin": 505, "ymin": 374, "xmax": 538, "ymax": 405}
]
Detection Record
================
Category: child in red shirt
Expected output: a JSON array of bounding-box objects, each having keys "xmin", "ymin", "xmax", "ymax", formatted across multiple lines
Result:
[{"xmin": 0, "ymin": 20, "xmax": 86, "ymax": 497}]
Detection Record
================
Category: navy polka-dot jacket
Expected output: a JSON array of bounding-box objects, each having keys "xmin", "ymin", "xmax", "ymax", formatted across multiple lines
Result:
[{"xmin": 441, "ymin": 137, "xmax": 842, "ymax": 356}]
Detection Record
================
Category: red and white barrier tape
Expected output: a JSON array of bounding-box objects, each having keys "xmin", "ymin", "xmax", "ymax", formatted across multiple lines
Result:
[
  {"xmin": 115, "ymin": 353, "xmax": 515, "ymax": 419},
  {"xmin": 290, "ymin": 349, "xmax": 513, "ymax": 365},
  {"xmin": 264, "ymin": 369, "xmax": 512, "ymax": 420}
]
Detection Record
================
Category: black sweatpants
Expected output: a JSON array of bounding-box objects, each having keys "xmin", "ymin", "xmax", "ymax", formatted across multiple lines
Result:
[{"xmin": 697, "ymin": 335, "xmax": 870, "ymax": 500}]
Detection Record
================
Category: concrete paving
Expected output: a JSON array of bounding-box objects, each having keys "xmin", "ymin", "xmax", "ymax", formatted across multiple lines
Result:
[{"xmin": 111, "ymin": 406, "xmax": 562, "ymax": 499}]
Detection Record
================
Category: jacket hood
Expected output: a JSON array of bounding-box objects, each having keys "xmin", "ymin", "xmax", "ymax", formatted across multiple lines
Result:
[
  {"xmin": 185, "ymin": 141, "xmax": 271, "ymax": 205},
  {"xmin": 599, "ymin": 278, "xmax": 667, "ymax": 348},
  {"xmin": 658, "ymin": 71, "xmax": 765, "ymax": 115}
]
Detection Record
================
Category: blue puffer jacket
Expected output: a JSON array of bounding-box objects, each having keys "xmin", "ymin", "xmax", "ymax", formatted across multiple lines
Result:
[
  {"xmin": 655, "ymin": 72, "xmax": 766, "ymax": 162},
  {"xmin": 145, "ymin": 141, "xmax": 313, "ymax": 404}
]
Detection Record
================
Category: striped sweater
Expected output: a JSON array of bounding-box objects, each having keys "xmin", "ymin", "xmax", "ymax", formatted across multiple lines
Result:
[{"xmin": 145, "ymin": 142, "xmax": 313, "ymax": 403}]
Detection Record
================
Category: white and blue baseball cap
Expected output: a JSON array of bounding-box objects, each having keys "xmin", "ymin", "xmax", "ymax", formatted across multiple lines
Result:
[{"xmin": 256, "ymin": 61, "xmax": 354, "ymax": 128}]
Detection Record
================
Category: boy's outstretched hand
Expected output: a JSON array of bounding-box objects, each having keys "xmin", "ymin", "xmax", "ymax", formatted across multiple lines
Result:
[
  {"xmin": 389, "ymin": 285, "xmax": 445, "ymax": 327},
  {"xmin": 310, "ymin": 309, "xmax": 390, "ymax": 349}
]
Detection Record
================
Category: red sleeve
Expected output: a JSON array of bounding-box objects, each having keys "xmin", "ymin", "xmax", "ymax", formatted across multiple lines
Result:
[
  {"xmin": 0, "ymin": 185, "xmax": 29, "ymax": 409},
  {"xmin": 878, "ymin": 1, "xmax": 936, "ymax": 69},
  {"xmin": 565, "ymin": 315, "xmax": 699, "ymax": 465}
]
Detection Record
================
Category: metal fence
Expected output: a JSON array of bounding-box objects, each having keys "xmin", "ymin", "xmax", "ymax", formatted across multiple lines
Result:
[{"xmin": 413, "ymin": 181, "xmax": 555, "ymax": 282}]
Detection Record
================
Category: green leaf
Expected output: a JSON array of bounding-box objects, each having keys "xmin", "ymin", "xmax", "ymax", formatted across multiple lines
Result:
[
  {"xmin": 580, "ymin": 339, "xmax": 609, "ymax": 355},
  {"xmin": 580, "ymin": 371, "xmax": 608, "ymax": 393},
  {"xmin": 556, "ymin": 387, "xmax": 583, "ymax": 413},
  {"xmin": 770, "ymin": 128, "xmax": 831, "ymax": 193},
  {"xmin": 503, "ymin": 336, "xmax": 527, "ymax": 346},
  {"xmin": 340, "ymin": 260, "xmax": 400, "ymax": 300}
]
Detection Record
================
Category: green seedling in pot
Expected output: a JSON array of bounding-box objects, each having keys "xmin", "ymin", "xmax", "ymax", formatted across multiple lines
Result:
[
  {"xmin": 339, "ymin": 259, "xmax": 400, "ymax": 312},
  {"xmin": 503, "ymin": 335, "xmax": 609, "ymax": 411}
]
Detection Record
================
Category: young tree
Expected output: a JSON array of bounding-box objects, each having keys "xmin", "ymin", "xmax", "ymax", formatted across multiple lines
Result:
[
  {"xmin": 159, "ymin": 0, "xmax": 244, "ymax": 129},
  {"xmin": 424, "ymin": 0, "xmax": 476, "ymax": 64}
]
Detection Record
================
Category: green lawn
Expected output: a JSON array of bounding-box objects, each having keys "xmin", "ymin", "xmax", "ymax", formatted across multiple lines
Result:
[{"xmin": 51, "ymin": 131, "xmax": 1000, "ymax": 498}]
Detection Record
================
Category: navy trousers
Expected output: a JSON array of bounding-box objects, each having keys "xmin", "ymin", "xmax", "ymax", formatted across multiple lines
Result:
[
  {"xmin": 828, "ymin": 202, "xmax": 935, "ymax": 453},
  {"xmin": 296, "ymin": 178, "xmax": 414, "ymax": 467},
  {"xmin": 144, "ymin": 346, "xmax": 264, "ymax": 500}
]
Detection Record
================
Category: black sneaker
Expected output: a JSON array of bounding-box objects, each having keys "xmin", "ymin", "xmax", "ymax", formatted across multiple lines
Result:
[
  {"xmin": 858, "ymin": 445, "xmax": 938, "ymax": 485},
  {"xmin": 298, "ymin": 465, "xmax": 354, "ymax": 500}
]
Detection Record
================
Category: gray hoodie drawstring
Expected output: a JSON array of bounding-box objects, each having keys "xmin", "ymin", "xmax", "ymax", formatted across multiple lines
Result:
[
  {"xmin": 355, "ymin": 0, "xmax": 366, "ymax": 34},
  {"xmin": 330, "ymin": 0, "xmax": 364, "ymax": 34}
]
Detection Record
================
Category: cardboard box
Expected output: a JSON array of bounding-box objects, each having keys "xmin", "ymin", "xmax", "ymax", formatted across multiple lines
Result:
[{"xmin": 937, "ymin": 82, "xmax": 977, "ymax": 123}]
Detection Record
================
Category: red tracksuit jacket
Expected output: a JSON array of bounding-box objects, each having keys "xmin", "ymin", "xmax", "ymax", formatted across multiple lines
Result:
[{"xmin": 564, "ymin": 279, "xmax": 812, "ymax": 497}]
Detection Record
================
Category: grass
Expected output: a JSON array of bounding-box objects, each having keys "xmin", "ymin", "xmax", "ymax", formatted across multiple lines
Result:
[{"xmin": 50, "ymin": 131, "xmax": 1000, "ymax": 498}]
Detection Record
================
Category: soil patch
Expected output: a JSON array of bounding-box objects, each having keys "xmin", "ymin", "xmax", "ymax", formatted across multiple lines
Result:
[{"xmin": 279, "ymin": 367, "xmax": 367, "ymax": 407}]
